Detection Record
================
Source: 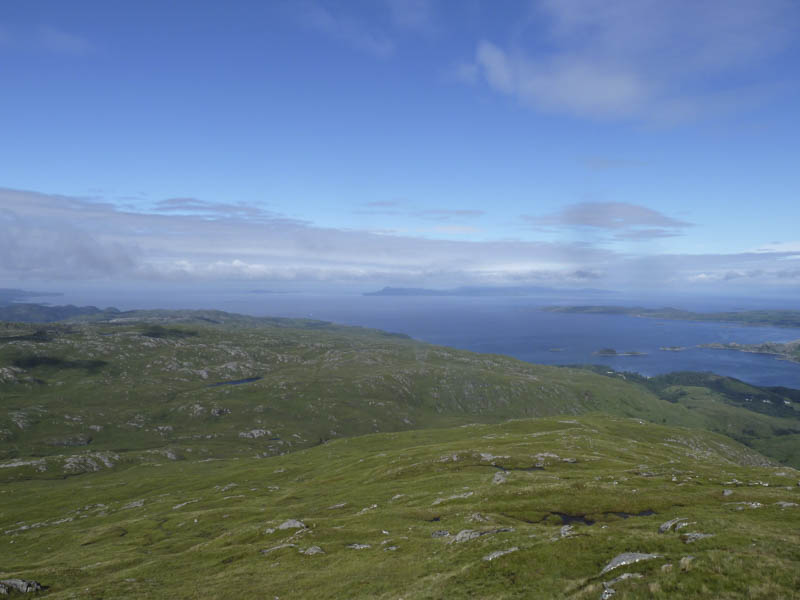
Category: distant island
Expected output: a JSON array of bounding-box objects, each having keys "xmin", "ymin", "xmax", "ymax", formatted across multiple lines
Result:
[
  {"xmin": 701, "ymin": 340, "xmax": 800, "ymax": 364},
  {"xmin": 543, "ymin": 305, "xmax": 800, "ymax": 328},
  {"xmin": 659, "ymin": 346, "xmax": 688, "ymax": 352},
  {"xmin": 593, "ymin": 348, "xmax": 647, "ymax": 356},
  {"xmin": 365, "ymin": 285, "xmax": 613, "ymax": 297}
]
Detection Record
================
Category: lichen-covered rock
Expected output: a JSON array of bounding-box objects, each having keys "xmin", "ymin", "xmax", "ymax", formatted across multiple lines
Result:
[
  {"xmin": 600, "ymin": 552, "xmax": 661, "ymax": 575},
  {"xmin": 658, "ymin": 517, "xmax": 688, "ymax": 533},
  {"xmin": 448, "ymin": 527, "xmax": 514, "ymax": 544},
  {"xmin": 483, "ymin": 547, "xmax": 518, "ymax": 561},
  {"xmin": 302, "ymin": 546, "xmax": 324, "ymax": 555},
  {"xmin": 0, "ymin": 578, "xmax": 44, "ymax": 593},
  {"xmin": 277, "ymin": 519, "xmax": 305, "ymax": 530}
]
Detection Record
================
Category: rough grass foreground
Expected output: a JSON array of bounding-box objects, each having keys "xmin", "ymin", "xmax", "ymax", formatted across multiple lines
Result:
[{"xmin": 2, "ymin": 416, "xmax": 799, "ymax": 598}]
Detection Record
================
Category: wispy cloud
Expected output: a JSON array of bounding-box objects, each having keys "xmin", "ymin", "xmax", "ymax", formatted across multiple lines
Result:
[
  {"xmin": 152, "ymin": 198, "xmax": 288, "ymax": 222},
  {"xmin": 385, "ymin": 0, "xmax": 437, "ymax": 34},
  {"xmin": 460, "ymin": 0, "xmax": 799, "ymax": 122},
  {"xmin": 414, "ymin": 209, "xmax": 485, "ymax": 221},
  {"xmin": 525, "ymin": 202, "xmax": 692, "ymax": 241},
  {"xmin": 298, "ymin": 2, "xmax": 394, "ymax": 58}
]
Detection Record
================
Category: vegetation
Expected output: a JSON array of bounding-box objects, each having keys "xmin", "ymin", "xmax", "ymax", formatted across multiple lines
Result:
[
  {"xmin": 1, "ymin": 310, "xmax": 799, "ymax": 598},
  {"xmin": 2, "ymin": 415, "xmax": 798, "ymax": 599},
  {"xmin": 701, "ymin": 340, "xmax": 800, "ymax": 364}
]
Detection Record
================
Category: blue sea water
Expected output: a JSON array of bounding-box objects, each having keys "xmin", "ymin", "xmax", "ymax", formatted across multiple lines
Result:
[{"xmin": 45, "ymin": 288, "xmax": 800, "ymax": 389}]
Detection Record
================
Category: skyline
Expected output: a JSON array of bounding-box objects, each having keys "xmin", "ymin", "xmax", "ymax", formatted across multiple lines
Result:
[{"xmin": 2, "ymin": 1, "xmax": 799, "ymax": 294}]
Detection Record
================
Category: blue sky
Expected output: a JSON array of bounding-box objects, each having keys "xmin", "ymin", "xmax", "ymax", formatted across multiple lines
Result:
[{"xmin": 1, "ymin": 0, "xmax": 800, "ymax": 293}]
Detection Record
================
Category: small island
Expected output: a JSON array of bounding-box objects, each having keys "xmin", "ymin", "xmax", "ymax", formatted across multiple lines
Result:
[
  {"xmin": 593, "ymin": 348, "xmax": 647, "ymax": 356},
  {"xmin": 659, "ymin": 346, "xmax": 688, "ymax": 352}
]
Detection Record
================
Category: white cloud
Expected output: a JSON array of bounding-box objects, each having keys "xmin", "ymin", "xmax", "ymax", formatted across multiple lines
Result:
[
  {"xmin": 386, "ymin": 0, "xmax": 436, "ymax": 33},
  {"xmin": 463, "ymin": 0, "xmax": 799, "ymax": 121},
  {"xmin": 298, "ymin": 2, "xmax": 394, "ymax": 57},
  {"xmin": 525, "ymin": 202, "xmax": 692, "ymax": 241},
  {"xmin": 3, "ymin": 188, "xmax": 799, "ymax": 292}
]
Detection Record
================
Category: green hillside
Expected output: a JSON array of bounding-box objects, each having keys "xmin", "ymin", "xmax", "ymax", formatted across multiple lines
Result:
[
  {"xmin": 1, "ymin": 416, "xmax": 798, "ymax": 598},
  {"xmin": 2, "ymin": 312, "xmax": 800, "ymax": 484},
  {"xmin": 2, "ymin": 312, "xmax": 800, "ymax": 598}
]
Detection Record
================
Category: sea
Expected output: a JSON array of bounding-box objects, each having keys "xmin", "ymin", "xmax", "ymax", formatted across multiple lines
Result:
[{"xmin": 41, "ymin": 288, "xmax": 800, "ymax": 389}]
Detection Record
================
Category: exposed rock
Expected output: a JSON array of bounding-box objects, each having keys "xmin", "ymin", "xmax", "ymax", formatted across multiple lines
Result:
[
  {"xmin": 0, "ymin": 579, "xmax": 44, "ymax": 593},
  {"xmin": 681, "ymin": 532, "xmax": 714, "ymax": 543},
  {"xmin": 46, "ymin": 435, "xmax": 91, "ymax": 447},
  {"xmin": 63, "ymin": 452, "xmax": 118, "ymax": 474},
  {"xmin": 239, "ymin": 429, "xmax": 269, "ymax": 439},
  {"xmin": 346, "ymin": 543, "xmax": 371, "ymax": 550},
  {"xmin": 776, "ymin": 501, "xmax": 798, "ymax": 508},
  {"xmin": 357, "ymin": 504, "xmax": 377, "ymax": 515},
  {"xmin": 479, "ymin": 452, "xmax": 509, "ymax": 462},
  {"xmin": 601, "ymin": 573, "xmax": 643, "ymax": 600},
  {"xmin": 723, "ymin": 489, "xmax": 733, "ymax": 497},
  {"xmin": 448, "ymin": 527, "xmax": 514, "ymax": 544},
  {"xmin": 558, "ymin": 525, "xmax": 575, "ymax": 539},
  {"xmin": 731, "ymin": 502, "xmax": 762, "ymax": 510},
  {"xmin": 600, "ymin": 552, "xmax": 661, "ymax": 575},
  {"xmin": 661, "ymin": 563, "xmax": 673, "ymax": 573},
  {"xmin": 492, "ymin": 471, "xmax": 507, "ymax": 485},
  {"xmin": 327, "ymin": 503, "xmax": 347, "ymax": 510},
  {"xmin": 468, "ymin": 513, "xmax": 489, "ymax": 523},
  {"xmin": 261, "ymin": 543, "xmax": 296, "ymax": 555},
  {"xmin": 658, "ymin": 517, "xmax": 688, "ymax": 534},
  {"xmin": 277, "ymin": 519, "xmax": 306, "ymax": 530},
  {"xmin": 384, "ymin": 545, "xmax": 398, "ymax": 551},
  {"xmin": 679, "ymin": 556, "xmax": 695, "ymax": 571},
  {"xmin": 483, "ymin": 547, "xmax": 519, "ymax": 561},
  {"xmin": 122, "ymin": 499, "xmax": 144, "ymax": 509},
  {"xmin": 431, "ymin": 530, "xmax": 450, "ymax": 538},
  {"xmin": 301, "ymin": 546, "xmax": 324, "ymax": 555},
  {"xmin": 432, "ymin": 491, "xmax": 473, "ymax": 505},
  {"xmin": 210, "ymin": 407, "xmax": 231, "ymax": 417}
]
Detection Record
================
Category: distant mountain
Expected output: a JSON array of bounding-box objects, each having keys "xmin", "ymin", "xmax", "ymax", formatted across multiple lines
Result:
[{"xmin": 364, "ymin": 285, "xmax": 614, "ymax": 297}]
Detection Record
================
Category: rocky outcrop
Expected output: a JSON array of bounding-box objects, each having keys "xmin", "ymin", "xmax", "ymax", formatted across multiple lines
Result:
[
  {"xmin": 658, "ymin": 517, "xmax": 688, "ymax": 533},
  {"xmin": 600, "ymin": 552, "xmax": 661, "ymax": 575},
  {"xmin": 448, "ymin": 527, "xmax": 514, "ymax": 544},
  {"xmin": 277, "ymin": 519, "xmax": 305, "ymax": 530},
  {"xmin": 483, "ymin": 547, "xmax": 518, "ymax": 561},
  {"xmin": 0, "ymin": 579, "xmax": 44, "ymax": 593}
]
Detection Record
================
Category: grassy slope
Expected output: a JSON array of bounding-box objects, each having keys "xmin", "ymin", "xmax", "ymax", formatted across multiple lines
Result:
[
  {"xmin": 3, "ymin": 314, "xmax": 800, "ymax": 482},
  {"xmin": 1, "ymin": 416, "xmax": 798, "ymax": 599},
  {"xmin": 1, "ymin": 316, "xmax": 688, "ymax": 479}
]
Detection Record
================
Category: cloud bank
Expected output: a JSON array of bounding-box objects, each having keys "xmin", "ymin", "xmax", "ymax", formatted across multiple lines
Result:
[{"xmin": 1, "ymin": 188, "xmax": 799, "ymax": 292}]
